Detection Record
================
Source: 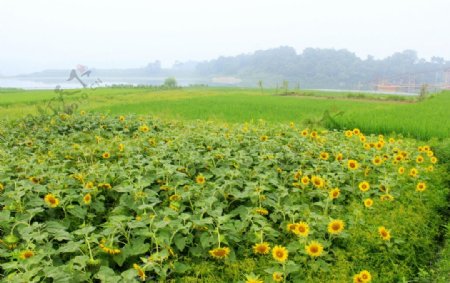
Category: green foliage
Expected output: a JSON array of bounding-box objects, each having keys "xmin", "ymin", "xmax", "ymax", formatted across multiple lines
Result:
[
  {"xmin": 196, "ymin": 47, "xmax": 450, "ymax": 88},
  {"xmin": 0, "ymin": 113, "xmax": 447, "ymax": 282},
  {"xmin": 163, "ymin": 77, "xmax": 178, "ymax": 89}
]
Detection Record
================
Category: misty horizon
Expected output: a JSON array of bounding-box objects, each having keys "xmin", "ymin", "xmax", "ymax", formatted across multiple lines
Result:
[
  {"xmin": 1, "ymin": 0, "xmax": 450, "ymax": 76},
  {"xmin": 1, "ymin": 46, "xmax": 449, "ymax": 77}
]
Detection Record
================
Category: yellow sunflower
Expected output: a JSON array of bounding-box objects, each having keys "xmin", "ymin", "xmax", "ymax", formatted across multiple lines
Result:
[
  {"xmin": 363, "ymin": 198, "xmax": 373, "ymax": 208},
  {"xmin": 358, "ymin": 181, "xmax": 370, "ymax": 192},
  {"xmin": 353, "ymin": 274, "xmax": 364, "ymax": 283},
  {"xmin": 83, "ymin": 193, "xmax": 92, "ymax": 205},
  {"xmin": 44, "ymin": 194, "xmax": 59, "ymax": 208},
  {"xmin": 196, "ymin": 174, "xmax": 206, "ymax": 184},
  {"xmin": 255, "ymin": 208, "xmax": 269, "ymax": 215},
  {"xmin": 133, "ymin": 264, "xmax": 146, "ymax": 281},
  {"xmin": 209, "ymin": 247, "xmax": 230, "ymax": 259},
  {"xmin": 305, "ymin": 241, "xmax": 323, "ymax": 257},
  {"xmin": 327, "ymin": 219, "xmax": 345, "ymax": 234},
  {"xmin": 416, "ymin": 182, "xmax": 426, "ymax": 192},
  {"xmin": 359, "ymin": 270, "xmax": 372, "ymax": 282},
  {"xmin": 169, "ymin": 194, "xmax": 181, "ymax": 202},
  {"xmin": 19, "ymin": 250, "xmax": 34, "ymax": 259},
  {"xmin": 345, "ymin": 130, "xmax": 353, "ymax": 137},
  {"xmin": 329, "ymin": 188, "xmax": 340, "ymax": 200},
  {"xmin": 311, "ymin": 176, "xmax": 325, "ymax": 188},
  {"xmin": 398, "ymin": 167, "xmax": 405, "ymax": 174},
  {"xmin": 375, "ymin": 142, "xmax": 384, "ymax": 150},
  {"xmin": 272, "ymin": 272, "xmax": 283, "ymax": 282},
  {"xmin": 347, "ymin": 160, "xmax": 359, "ymax": 170},
  {"xmin": 98, "ymin": 183, "xmax": 112, "ymax": 190},
  {"xmin": 102, "ymin": 152, "xmax": 110, "ymax": 159},
  {"xmin": 272, "ymin": 245, "xmax": 288, "ymax": 263},
  {"xmin": 245, "ymin": 276, "xmax": 263, "ymax": 283},
  {"xmin": 380, "ymin": 194, "xmax": 394, "ymax": 201},
  {"xmin": 409, "ymin": 168, "xmax": 418, "ymax": 177},
  {"xmin": 372, "ymin": 156, "xmax": 383, "ymax": 166},
  {"xmin": 319, "ymin": 152, "xmax": 329, "ymax": 160},
  {"xmin": 378, "ymin": 226, "xmax": 391, "ymax": 241},
  {"xmin": 260, "ymin": 135, "xmax": 269, "ymax": 142},
  {"xmin": 139, "ymin": 124, "xmax": 149, "ymax": 132},
  {"xmin": 99, "ymin": 240, "xmax": 121, "ymax": 255},
  {"xmin": 335, "ymin": 153, "xmax": 343, "ymax": 161},
  {"xmin": 301, "ymin": 176, "xmax": 310, "ymax": 185},
  {"xmin": 394, "ymin": 154, "xmax": 403, "ymax": 162},
  {"xmin": 416, "ymin": 155, "xmax": 424, "ymax": 163},
  {"xmin": 300, "ymin": 129, "xmax": 309, "ymax": 136},
  {"xmin": 294, "ymin": 222, "xmax": 309, "ymax": 237},
  {"xmin": 253, "ymin": 242, "xmax": 270, "ymax": 255},
  {"xmin": 287, "ymin": 223, "xmax": 298, "ymax": 233}
]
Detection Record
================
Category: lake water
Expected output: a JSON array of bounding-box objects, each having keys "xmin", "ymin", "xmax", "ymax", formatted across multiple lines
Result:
[
  {"xmin": 0, "ymin": 77, "xmax": 420, "ymax": 96},
  {"xmin": 0, "ymin": 77, "xmax": 205, "ymax": 90}
]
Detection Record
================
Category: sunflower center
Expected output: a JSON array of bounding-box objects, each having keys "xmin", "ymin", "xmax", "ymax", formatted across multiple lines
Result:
[{"xmin": 215, "ymin": 249, "xmax": 226, "ymax": 256}]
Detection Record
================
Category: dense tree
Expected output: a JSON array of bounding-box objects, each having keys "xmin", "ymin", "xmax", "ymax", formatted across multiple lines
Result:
[
  {"xmin": 163, "ymin": 77, "xmax": 177, "ymax": 88},
  {"xmin": 195, "ymin": 47, "xmax": 450, "ymax": 89}
]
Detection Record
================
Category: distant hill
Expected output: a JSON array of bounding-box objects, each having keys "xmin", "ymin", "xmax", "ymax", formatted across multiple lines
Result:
[{"xmin": 196, "ymin": 46, "xmax": 450, "ymax": 88}]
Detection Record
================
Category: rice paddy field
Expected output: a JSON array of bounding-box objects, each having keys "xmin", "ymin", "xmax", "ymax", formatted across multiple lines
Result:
[
  {"xmin": 0, "ymin": 87, "xmax": 449, "ymax": 140},
  {"xmin": 0, "ymin": 87, "xmax": 449, "ymax": 282}
]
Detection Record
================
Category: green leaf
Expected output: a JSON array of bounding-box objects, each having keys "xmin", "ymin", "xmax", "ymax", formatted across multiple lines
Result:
[
  {"xmin": 173, "ymin": 262, "xmax": 190, "ymax": 274},
  {"xmin": 174, "ymin": 234, "xmax": 186, "ymax": 251},
  {"xmin": 73, "ymin": 226, "xmax": 96, "ymax": 235},
  {"xmin": 67, "ymin": 206, "xmax": 87, "ymax": 219},
  {"xmin": 0, "ymin": 210, "xmax": 11, "ymax": 222},
  {"xmin": 95, "ymin": 266, "xmax": 121, "ymax": 282},
  {"xmin": 57, "ymin": 241, "xmax": 82, "ymax": 253},
  {"xmin": 121, "ymin": 269, "xmax": 139, "ymax": 282}
]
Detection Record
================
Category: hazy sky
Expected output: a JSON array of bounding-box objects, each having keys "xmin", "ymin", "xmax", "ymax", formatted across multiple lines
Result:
[{"xmin": 1, "ymin": 0, "xmax": 449, "ymax": 75}]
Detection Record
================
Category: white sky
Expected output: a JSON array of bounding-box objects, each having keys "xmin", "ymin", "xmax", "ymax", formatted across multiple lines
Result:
[{"xmin": 0, "ymin": 0, "xmax": 449, "ymax": 75}]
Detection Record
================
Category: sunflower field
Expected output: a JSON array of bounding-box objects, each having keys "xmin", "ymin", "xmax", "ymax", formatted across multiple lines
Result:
[{"xmin": 0, "ymin": 113, "xmax": 447, "ymax": 282}]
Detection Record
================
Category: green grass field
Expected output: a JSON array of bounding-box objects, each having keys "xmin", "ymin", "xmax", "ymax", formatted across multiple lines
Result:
[{"xmin": 1, "ymin": 87, "xmax": 449, "ymax": 140}]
